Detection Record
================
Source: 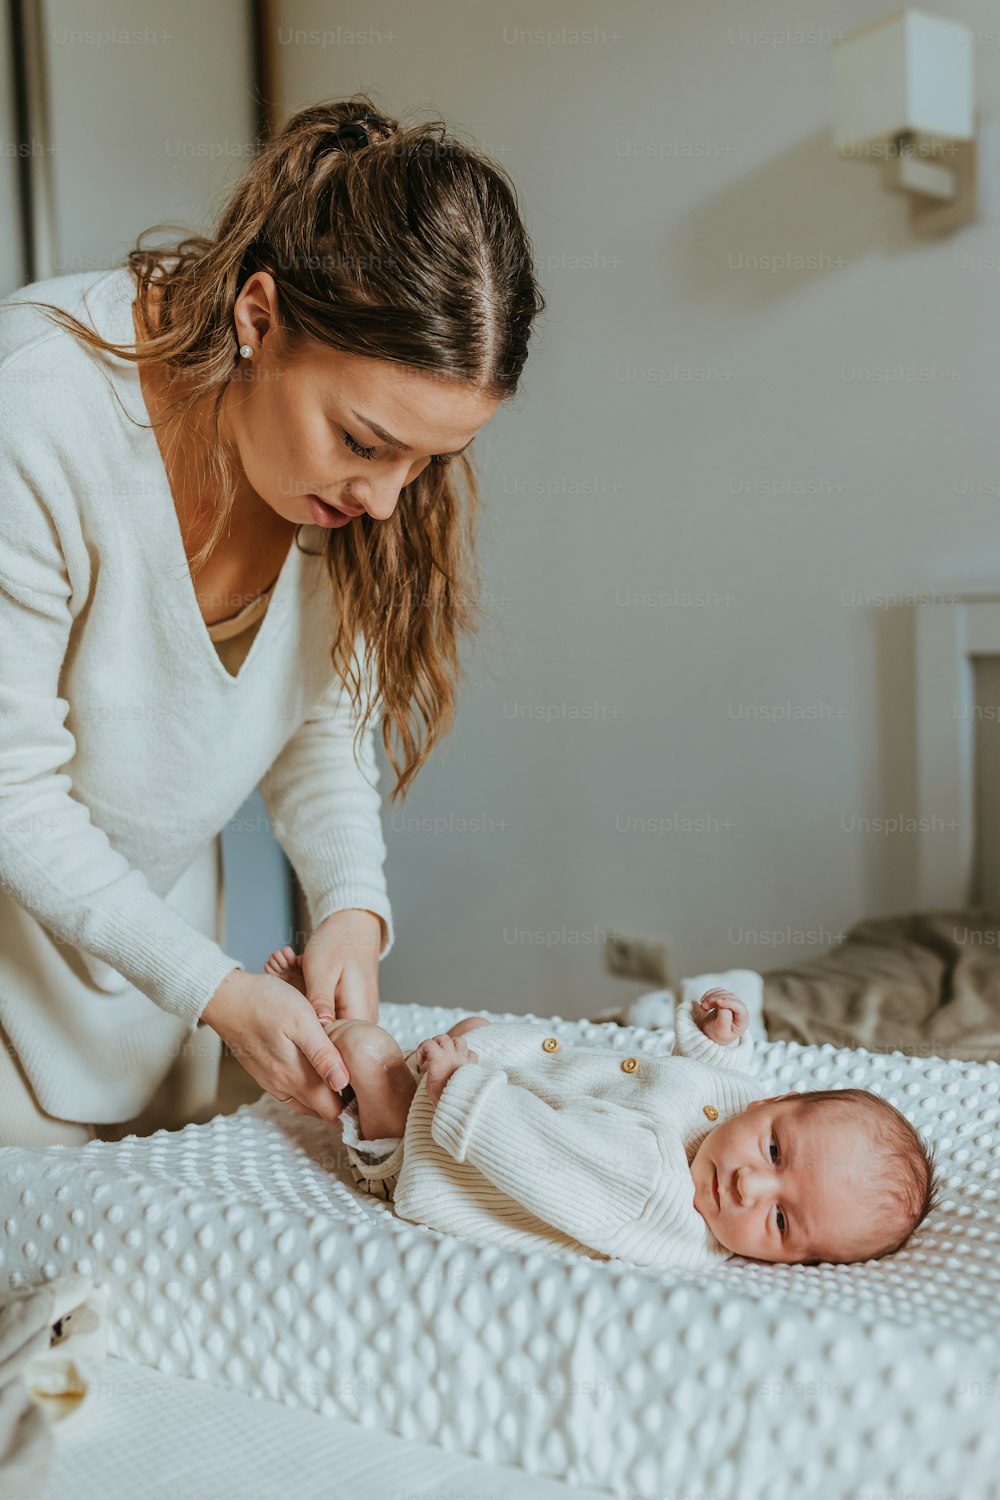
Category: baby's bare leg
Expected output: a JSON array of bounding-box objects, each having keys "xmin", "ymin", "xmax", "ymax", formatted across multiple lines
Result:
[
  {"xmin": 446, "ymin": 1017, "xmax": 492, "ymax": 1039},
  {"xmin": 323, "ymin": 1019, "xmax": 416, "ymax": 1139}
]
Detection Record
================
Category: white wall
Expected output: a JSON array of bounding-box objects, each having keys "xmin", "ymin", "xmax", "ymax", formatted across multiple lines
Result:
[
  {"xmin": 15, "ymin": 1, "xmax": 999, "ymax": 1017},
  {"xmin": 39, "ymin": 0, "xmax": 256, "ymax": 275},
  {"xmin": 269, "ymin": 0, "xmax": 1000, "ymax": 1018}
]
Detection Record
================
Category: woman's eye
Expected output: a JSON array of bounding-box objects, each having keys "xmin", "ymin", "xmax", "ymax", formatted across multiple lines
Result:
[
  {"xmin": 343, "ymin": 430, "xmax": 377, "ymax": 461},
  {"xmin": 344, "ymin": 429, "xmax": 453, "ymax": 467},
  {"xmin": 769, "ymin": 1138, "xmax": 779, "ymax": 1163}
]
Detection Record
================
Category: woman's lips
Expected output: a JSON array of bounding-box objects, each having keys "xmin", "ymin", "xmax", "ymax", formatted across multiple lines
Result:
[{"xmin": 307, "ymin": 494, "xmax": 359, "ymax": 528}]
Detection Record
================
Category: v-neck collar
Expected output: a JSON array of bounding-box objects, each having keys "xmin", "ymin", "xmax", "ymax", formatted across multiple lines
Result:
[{"xmin": 94, "ymin": 266, "xmax": 301, "ymax": 687}]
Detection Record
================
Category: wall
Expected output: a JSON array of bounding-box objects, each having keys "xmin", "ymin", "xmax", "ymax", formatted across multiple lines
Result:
[
  {"xmin": 272, "ymin": 0, "xmax": 1000, "ymax": 1018},
  {"xmin": 6, "ymin": 2, "xmax": 1000, "ymax": 1015}
]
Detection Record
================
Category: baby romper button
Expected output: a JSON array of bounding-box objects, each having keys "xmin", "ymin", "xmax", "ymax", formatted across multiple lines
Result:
[
  {"xmin": 621, "ymin": 1057, "xmax": 638, "ymax": 1073},
  {"xmin": 703, "ymin": 1104, "xmax": 719, "ymax": 1120},
  {"xmin": 542, "ymin": 1037, "xmax": 559, "ymax": 1052}
]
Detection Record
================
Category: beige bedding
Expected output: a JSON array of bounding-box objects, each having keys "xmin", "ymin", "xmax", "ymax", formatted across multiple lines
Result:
[{"xmin": 762, "ymin": 908, "xmax": 1000, "ymax": 1063}]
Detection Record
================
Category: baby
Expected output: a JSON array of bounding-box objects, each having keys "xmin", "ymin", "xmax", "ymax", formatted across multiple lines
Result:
[{"xmin": 265, "ymin": 947, "xmax": 940, "ymax": 1270}]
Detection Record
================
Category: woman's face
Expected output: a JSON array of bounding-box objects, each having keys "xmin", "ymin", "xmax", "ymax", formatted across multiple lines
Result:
[{"xmin": 223, "ymin": 273, "xmax": 502, "ymax": 529}]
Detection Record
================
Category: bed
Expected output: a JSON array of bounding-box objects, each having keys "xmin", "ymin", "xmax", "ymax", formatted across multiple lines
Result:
[
  {"xmin": 3, "ymin": 995, "xmax": 1000, "ymax": 1500},
  {"xmin": 760, "ymin": 596, "xmax": 1000, "ymax": 1067}
]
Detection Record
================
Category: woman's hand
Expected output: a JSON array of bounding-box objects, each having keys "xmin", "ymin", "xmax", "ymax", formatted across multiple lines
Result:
[
  {"xmin": 694, "ymin": 987, "xmax": 749, "ymax": 1046},
  {"xmin": 300, "ymin": 908, "xmax": 383, "ymax": 1028},
  {"xmin": 200, "ymin": 967, "xmax": 351, "ymax": 1122},
  {"xmin": 413, "ymin": 1033, "xmax": 479, "ymax": 1107}
]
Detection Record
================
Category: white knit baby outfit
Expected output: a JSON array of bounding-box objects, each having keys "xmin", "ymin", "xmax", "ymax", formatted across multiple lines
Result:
[{"xmin": 340, "ymin": 997, "xmax": 763, "ymax": 1270}]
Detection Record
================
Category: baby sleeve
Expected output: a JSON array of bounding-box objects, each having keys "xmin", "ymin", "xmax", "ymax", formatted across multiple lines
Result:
[{"xmin": 671, "ymin": 995, "xmax": 756, "ymax": 1073}]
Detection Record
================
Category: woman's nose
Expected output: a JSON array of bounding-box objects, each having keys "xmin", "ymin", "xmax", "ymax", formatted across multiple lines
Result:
[{"xmin": 364, "ymin": 484, "xmax": 401, "ymax": 521}]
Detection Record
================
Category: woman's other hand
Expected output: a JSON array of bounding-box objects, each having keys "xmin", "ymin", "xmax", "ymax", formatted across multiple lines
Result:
[
  {"xmin": 201, "ymin": 967, "xmax": 351, "ymax": 1121},
  {"xmin": 301, "ymin": 908, "xmax": 383, "ymax": 1028}
]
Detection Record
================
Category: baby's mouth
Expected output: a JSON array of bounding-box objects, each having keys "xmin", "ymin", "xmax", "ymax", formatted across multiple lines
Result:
[{"xmin": 712, "ymin": 1167, "xmax": 720, "ymax": 1209}]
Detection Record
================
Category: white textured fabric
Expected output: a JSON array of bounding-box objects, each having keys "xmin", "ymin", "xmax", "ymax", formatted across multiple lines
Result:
[
  {"xmin": 0, "ymin": 266, "xmax": 393, "ymax": 1120},
  {"xmin": 387, "ymin": 996, "xmax": 761, "ymax": 1269},
  {"xmin": 1, "ymin": 1000, "xmax": 998, "ymax": 1499}
]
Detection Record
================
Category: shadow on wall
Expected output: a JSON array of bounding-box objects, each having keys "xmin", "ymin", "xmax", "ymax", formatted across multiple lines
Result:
[{"xmin": 667, "ymin": 128, "xmax": 921, "ymax": 310}]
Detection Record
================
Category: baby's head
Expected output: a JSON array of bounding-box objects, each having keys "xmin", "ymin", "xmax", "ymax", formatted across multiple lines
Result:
[{"xmin": 690, "ymin": 1087, "xmax": 941, "ymax": 1265}]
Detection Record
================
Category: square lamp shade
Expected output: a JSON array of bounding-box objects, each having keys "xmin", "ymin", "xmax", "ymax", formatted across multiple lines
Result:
[{"xmin": 831, "ymin": 9, "xmax": 974, "ymax": 157}]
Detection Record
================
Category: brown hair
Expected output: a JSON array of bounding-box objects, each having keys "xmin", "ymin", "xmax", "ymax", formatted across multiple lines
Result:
[
  {"xmin": 11, "ymin": 95, "xmax": 546, "ymax": 800},
  {"xmin": 789, "ymin": 1087, "xmax": 943, "ymax": 1264}
]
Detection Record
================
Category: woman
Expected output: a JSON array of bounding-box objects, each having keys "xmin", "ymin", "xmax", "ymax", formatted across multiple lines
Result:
[{"xmin": 0, "ymin": 96, "xmax": 545, "ymax": 1147}]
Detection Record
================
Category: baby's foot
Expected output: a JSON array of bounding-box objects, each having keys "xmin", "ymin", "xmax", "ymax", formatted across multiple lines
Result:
[{"xmin": 264, "ymin": 945, "xmax": 307, "ymax": 996}]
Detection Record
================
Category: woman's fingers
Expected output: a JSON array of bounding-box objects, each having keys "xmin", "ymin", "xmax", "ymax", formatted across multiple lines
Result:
[
  {"xmin": 279, "ymin": 1096, "xmax": 323, "ymax": 1120},
  {"xmin": 263, "ymin": 1016, "xmax": 352, "ymax": 1124},
  {"xmin": 290, "ymin": 1030, "xmax": 352, "ymax": 1121},
  {"xmin": 299, "ymin": 1025, "xmax": 350, "ymax": 1093}
]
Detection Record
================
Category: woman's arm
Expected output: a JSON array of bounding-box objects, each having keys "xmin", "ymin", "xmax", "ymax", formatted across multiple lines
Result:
[
  {"xmin": 256, "ymin": 656, "xmax": 394, "ymax": 958},
  {"xmin": 0, "ymin": 421, "xmax": 243, "ymax": 1027}
]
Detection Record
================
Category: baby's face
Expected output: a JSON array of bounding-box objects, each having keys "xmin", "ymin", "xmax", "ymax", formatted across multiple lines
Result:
[{"xmin": 689, "ymin": 1093, "xmax": 880, "ymax": 1264}]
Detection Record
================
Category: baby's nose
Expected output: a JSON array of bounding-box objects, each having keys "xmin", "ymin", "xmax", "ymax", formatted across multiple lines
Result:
[{"xmin": 734, "ymin": 1165, "xmax": 768, "ymax": 1206}]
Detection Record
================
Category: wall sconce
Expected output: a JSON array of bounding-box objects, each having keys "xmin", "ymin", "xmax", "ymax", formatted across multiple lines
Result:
[{"xmin": 831, "ymin": 9, "xmax": 976, "ymax": 236}]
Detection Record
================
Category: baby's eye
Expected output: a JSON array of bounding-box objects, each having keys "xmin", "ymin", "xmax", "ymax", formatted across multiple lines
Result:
[
  {"xmin": 775, "ymin": 1209, "xmax": 786, "ymax": 1234},
  {"xmin": 769, "ymin": 1137, "xmax": 779, "ymax": 1163}
]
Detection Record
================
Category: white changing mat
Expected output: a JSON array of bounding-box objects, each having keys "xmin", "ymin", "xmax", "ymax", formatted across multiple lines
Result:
[{"xmin": 2, "ymin": 1000, "xmax": 1000, "ymax": 1500}]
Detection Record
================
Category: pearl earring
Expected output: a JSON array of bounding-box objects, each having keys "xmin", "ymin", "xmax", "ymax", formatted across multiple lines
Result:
[{"xmin": 239, "ymin": 343, "xmax": 254, "ymax": 359}]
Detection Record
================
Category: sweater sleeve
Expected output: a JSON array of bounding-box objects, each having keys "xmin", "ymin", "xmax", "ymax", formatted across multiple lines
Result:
[
  {"xmin": 671, "ymin": 996, "xmax": 756, "ymax": 1073},
  {"xmin": 0, "ymin": 431, "xmax": 245, "ymax": 1027},
  {"xmin": 255, "ymin": 661, "xmax": 394, "ymax": 957},
  {"xmin": 429, "ymin": 1062, "xmax": 662, "ymax": 1247}
]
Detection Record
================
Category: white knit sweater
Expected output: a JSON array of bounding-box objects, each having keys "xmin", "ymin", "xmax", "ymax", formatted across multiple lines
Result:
[
  {"xmin": 0, "ymin": 266, "xmax": 394, "ymax": 1121},
  {"xmin": 390, "ymin": 998, "xmax": 763, "ymax": 1270}
]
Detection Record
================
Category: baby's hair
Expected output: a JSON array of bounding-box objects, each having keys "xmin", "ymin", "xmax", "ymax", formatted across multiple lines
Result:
[{"xmin": 789, "ymin": 1086, "xmax": 943, "ymax": 1264}]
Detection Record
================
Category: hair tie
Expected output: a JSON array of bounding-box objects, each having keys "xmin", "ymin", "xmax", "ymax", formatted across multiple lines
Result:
[{"xmin": 334, "ymin": 114, "xmax": 386, "ymax": 151}]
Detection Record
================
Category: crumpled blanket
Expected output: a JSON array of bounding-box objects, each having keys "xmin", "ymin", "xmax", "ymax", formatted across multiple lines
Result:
[
  {"xmin": 0, "ymin": 1273, "xmax": 108, "ymax": 1498},
  {"xmin": 762, "ymin": 907, "xmax": 1000, "ymax": 1063}
]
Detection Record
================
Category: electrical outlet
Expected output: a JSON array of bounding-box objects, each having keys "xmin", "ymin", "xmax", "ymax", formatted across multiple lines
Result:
[{"xmin": 605, "ymin": 932, "xmax": 671, "ymax": 986}]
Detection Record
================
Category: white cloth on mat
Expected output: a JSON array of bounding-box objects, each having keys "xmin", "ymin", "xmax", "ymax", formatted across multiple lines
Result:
[{"xmin": 0, "ymin": 1272, "xmax": 109, "ymax": 1499}]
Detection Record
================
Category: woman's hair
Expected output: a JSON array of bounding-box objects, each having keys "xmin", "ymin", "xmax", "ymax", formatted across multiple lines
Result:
[{"xmin": 15, "ymin": 94, "xmax": 546, "ymax": 800}]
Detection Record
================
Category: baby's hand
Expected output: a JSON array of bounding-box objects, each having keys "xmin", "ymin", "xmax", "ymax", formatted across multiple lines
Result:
[
  {"xmin": 694, "ymin": 987, "xmax": 749, "ymax": 1045},
  {"xmin": 413, "ymin": 1033, "xmax": 479, "ymax": 1107}
]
